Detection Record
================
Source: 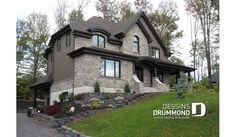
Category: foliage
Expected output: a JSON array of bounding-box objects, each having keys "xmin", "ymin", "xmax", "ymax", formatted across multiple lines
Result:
[
  {"xmin": 94, "ymin": 81, "xmax": 100, "ymax": 93},
  {"xmin": 16, "ymin": 13, "xmax": 50, "ymax": 82},
  {"xmin": 17, "ymin": 75, "xmax": 33, "ymax": 99},
  {"xmin": 95, "ymin": 0, "xmax": 133, "ymax": 22},
  {"xmin": 68, "ymin": 92, "xmax": 219, "ymax": 137},
  {"xmin": 175, "ymin": 71, "xmax": 189, "ymax": 98},
  {"xmin": 124, "ymin": 83, "xmax": 131, "ymax": 93},
  {"xmin": 54, "ymin": 0, "xmax": 68, "ymax": 30},
  {"xmin": 68, "ymin": 0, "xmax": 90, "ymax": 22},
  {"xmin": 91, "ymin": 100, "xmax": 100, "ymax": 109},
  {"xmin": 68, "ymin": 92, "xmax": 74, "ymax": 101},
  {"xmin": 75, "ymin": 93, "xmax": 84, "ymax": 100},
  {"xmin": 59, "ymin": 92, "xmax": 68, "ymax": 103},
  {"xmin": 47, "ymin": 103, "xmax": 60, "ymax": 115}
]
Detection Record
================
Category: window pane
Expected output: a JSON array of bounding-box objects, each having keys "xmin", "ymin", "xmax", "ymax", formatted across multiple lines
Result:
[
  {"xmin": 92, "ymin": 35, "xmax": 98, "ymax": 47},
  {"xmin": 100, "ymin": 60, "xmax": 105, "ymax": 76},
  {"xmin": 133, "ymin": 43, "xmax": 138, "ymax": 53},
  {"xmin": 133, "ymin": 36, "xmax": 138, "ymax": 42},
  {"xmin": 99, "ymin": 36, "xmax": 105, "ymax": 48},
  {"xmin": 115, "ymin": 61, "xmax": 120, "ymax": 78},
  {"xmin": 105, "ymin": 60, "xmax": 114, "ymax": 77},
  {"xmin": 156, "ymin": 49, "xmax": 160, "ymax": 59}
]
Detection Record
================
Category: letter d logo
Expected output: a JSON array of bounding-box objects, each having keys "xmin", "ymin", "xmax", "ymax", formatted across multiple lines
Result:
[{"xmin": 192, "ymin": 103, "xmax": 206, "ymax": 117}]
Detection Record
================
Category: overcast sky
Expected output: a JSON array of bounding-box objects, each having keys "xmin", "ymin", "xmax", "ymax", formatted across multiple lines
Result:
[{"xmin": 16, "ymin": 0, "xmax": 192, "ymax": 66}]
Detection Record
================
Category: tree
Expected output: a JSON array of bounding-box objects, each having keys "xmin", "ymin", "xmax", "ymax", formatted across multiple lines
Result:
[
  {"xmin": 68, "ymin": 0, "xmax": 90, "ymax": 23},
  {"xmin": 96, "ymin": 0, "xmax": 120, "ymax": 22},
  {"xmin": 134, "ymin": 0, "xmax": 153, "ymax": 14},
  {"xmin": 54, "ymin": 0, "xmax": 68, "ymax": 30},
  {"xmin": 185, "ymin": 0, "xmax": 219, "ymax": 87}
]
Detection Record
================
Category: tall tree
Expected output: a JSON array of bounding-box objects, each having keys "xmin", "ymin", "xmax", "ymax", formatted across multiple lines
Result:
[
  {"xmin": 148, "ymin": 0, "xmax": 183, "ymax": 63},
  {"xmin": 68, "ymin": 0, "xmax": 90, "ymax": 23},
  {"xmin": 185, "ymin": 0, "xmax": 219, "ymax": 87},
  {"xmin": 54, "ymin": 0, "xmax": 68, "ymax": 30},
  {"xmin": 134, "ymin": 0, "xmax": 153, "ymax": 14},
  {"xmin": 95, "ymin": 0, "xmax": 133, "ymax": 22}
]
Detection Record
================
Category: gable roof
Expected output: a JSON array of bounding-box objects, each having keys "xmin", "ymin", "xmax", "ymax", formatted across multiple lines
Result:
[{"xmin": 47, "ymin": 11, "xmax": 171, "ymax": 56}]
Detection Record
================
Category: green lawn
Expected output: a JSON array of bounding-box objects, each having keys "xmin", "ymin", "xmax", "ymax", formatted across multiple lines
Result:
[{"xmin": 68, "ymin": 91, "xmax": 219, "ymax": 137}]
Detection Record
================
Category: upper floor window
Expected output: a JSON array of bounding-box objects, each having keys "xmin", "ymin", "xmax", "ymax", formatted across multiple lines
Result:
[
  {"xmin": 152, "ymin": 48, "xmax": 160, "ymax": 59},
  {"xmin": 92, "ymin": 35, "xmax": 105, "ymax": 48},
  {"xmin": 50, "ymin": 53, "xmax": 53, "ymax": 62},
  {"xmin": 66, "ymin": 33, "xmax": 70, "ymax": 47},
  {"xmin": 57, "ymin": 38, "xmax": 61, "ymax": 52},
  {"xmin": 100, "ymin": 59, "xmax": 120, "ymax": 78},
  {"xmin": 132, "ymin": 36, "xmax": 139, "ymax": 53}
]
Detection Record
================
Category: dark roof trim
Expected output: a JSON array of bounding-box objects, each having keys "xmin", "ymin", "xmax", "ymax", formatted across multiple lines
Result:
[
  {"xmin": 43, "ymin": 47, "xmax": 53, "ymax": 59},
  {"xmin": 136, "ymin": 20, "xmax": 153, "ymax": 44},
  {"xmin": 68, "ymin": 47, "xmax": 137, "ymax": 61},
  {"xmin": 136, "ymin": 56, "xmax": 195, "ymax": 72},
  {"xmin": 29, "ymin": 79, "xmax": 53, "ymax": 90},
  {"xmin": 72, "ymin": 30, "xmax": 93, "ymax": 38},
  {"xmin": 107, "ymin": 37, "xmax": 122, "ymax": 45},
  {"xmin": 48, "ymin": 25, "xmax": 71, "ymax": 46},
  {"xmin": 87, "ymin": 28, "xmax": 111, "ymax": 36}
]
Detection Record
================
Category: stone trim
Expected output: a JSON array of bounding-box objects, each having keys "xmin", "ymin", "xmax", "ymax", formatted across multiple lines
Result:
[{"xmin": 58, "ymin": 126, "xmax": 90, "ymax": 137}]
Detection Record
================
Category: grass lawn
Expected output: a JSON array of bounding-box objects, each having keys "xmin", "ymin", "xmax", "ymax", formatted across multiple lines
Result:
[{"xmin": 68, "ymin": 91, "xmax": 219, "ymax": 137}]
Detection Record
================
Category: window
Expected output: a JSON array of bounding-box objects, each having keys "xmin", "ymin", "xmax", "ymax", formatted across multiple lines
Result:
[
  {"xmin": 132, "ymin": 36, "xmax": 139, "ymax": 53},
  {"xmin": 57, "ymin": 38, "xmax": 61, "ymax": 52},
  {"xmin": 101, "ymin": 59, "xmax": 120, "ymax": 78},
  {"xmin": 66, "ymin": 33, "xmax": 70, "ymax": 47},
  {"xmin": 92, "ymin": 35, "xmax": 105, "ymax": 48},
  {"xmin": 152, "ymin": 48, "xmax": 160, "ymax": 59}
]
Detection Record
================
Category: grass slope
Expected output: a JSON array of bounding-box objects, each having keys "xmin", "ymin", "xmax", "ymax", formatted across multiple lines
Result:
[{"xmin": 68, "ymin": 92, "xmax": 219, "ymax": 137}]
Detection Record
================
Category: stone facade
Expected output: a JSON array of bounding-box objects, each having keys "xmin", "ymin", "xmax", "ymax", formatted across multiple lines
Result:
[{"xmin": 122, "ymin": 24, "xmax": 149, "ymax": 56}]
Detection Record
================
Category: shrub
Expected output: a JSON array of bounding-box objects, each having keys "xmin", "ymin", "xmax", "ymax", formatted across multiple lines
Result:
[
  {"xmin": 94, "ymin": 81, "xmax": 100, "ymax": 93},
  {"xmin": 68, "ymin": 92, "xmax": 74, "ymax": 101},
  {"xmin": 175, "ymin": 71, "xmax": 189, "ymax": 98},
  {"xmin": 124, "ymin": 83, "xmax": 131, "ymax": 93},
  {"xmin": 91, "ymin": 100, "xmax": 100, "ymax": 109},
  {"xmin": 59, "ymin": 92, "xmax": 69, "ymax": 103},
  {"xmin": 75, "ymin": 94, "xmax": 84, "ymax": 100},
  {"xmin": 47, "ymin": 104, "xmax": 60, "ymax": 115}
]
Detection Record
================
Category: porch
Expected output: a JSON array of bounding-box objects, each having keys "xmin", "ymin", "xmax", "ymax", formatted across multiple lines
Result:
[{"xmin": 132, "ymin": 56, "xmax": 195, "ymax": 93}]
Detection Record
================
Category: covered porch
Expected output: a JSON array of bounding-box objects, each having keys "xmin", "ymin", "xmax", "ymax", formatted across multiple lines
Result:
[
  {"xmin": 132, "ymin": 56, "xmax": 195, "ymax": 93},
  {"xmin": 30, "ymin": 78, "xmax": 53, "ymax": 108}
]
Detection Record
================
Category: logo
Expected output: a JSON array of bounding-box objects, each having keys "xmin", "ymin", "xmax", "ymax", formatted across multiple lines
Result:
[
  {"xmin": 191, "ymin": 103, "xmax": 206, "ymax": 117},
  {"xmin": 153, "ymin": 103, "xmax": 206, "ymax": 119}
]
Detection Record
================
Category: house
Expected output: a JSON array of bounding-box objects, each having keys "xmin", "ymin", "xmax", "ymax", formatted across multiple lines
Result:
[{"xmin": 30, "ymin": 11, "xmax": 194, "ymax": 106}]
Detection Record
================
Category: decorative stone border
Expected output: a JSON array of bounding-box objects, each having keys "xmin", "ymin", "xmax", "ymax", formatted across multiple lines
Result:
[{"xmin": 58, "ymin": 126, "xmax": 90, "ymax": 137}]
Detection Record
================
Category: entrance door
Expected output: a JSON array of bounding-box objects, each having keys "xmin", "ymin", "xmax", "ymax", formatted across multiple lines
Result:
[{"xmin": 135, "ymin": 67, "xmax": 143, "ymax": 82}]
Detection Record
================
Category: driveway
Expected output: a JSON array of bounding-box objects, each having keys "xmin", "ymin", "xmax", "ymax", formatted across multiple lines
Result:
[{"xmin": 17, "ymin": 113, "xmax": 65, "ymax": 137}]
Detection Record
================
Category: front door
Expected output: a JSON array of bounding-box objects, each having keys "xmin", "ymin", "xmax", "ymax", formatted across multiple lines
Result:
[{"xmin": 135, "ymin": 67, "xmax": 143, "ymax": 82}]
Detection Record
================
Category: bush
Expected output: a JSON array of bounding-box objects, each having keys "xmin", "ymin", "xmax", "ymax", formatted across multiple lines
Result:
[
  {"xmin": 94, "ymin": 81, "xmax": 100, "ymax": 93},
  {"xmin": 59, "ymin": 92, "xmax": 68, "ymax": 103},
  {"xmin": 175, "ymin": 71, "xmax": 189, "ymax": 98},
  {"xmin": 47, "ymin": 103, "xmax": 60, "ymax": 115},
  {"xmin": 68, "ymin": 92, "xmax": 74, "ymax": 101},
  {"xmin": 75, "ymin": 94, "xmax": 84, "ymax": 100},
  {"xmin": 91, "ymin": 100, "xmax": 100, "ymax": 109},
  {"xmin": 124, "ymin": 83, "xmax": 131, "ymax": 93}
]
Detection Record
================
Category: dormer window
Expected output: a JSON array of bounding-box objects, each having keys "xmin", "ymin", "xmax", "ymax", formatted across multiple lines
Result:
[
  {"xmin": 92, "ymin": 35, "xmax": 105, "ymax": 48},
  {"xmin": 132, "ymin": 36, "xmax": 139, "ymax": 53},
  {"xmin": 152, "ymin": 48, "xmax": 160, "ymax": 59}
]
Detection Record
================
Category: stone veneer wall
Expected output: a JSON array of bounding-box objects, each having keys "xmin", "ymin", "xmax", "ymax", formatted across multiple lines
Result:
[
  {"xmin": 121, "ymin": 24, "xmax": 149, "ymax": 56},
  {"xmin": 50, "ymin": 79, "xmax": 73, "ymax": 105},
  {"xmin": 73, "ymin": 54, "xmax": 135, "ymax": 94}
]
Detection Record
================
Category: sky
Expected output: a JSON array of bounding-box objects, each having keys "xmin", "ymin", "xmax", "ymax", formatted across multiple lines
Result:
[{"xmin": 16, "ymin": 0, "xmax": 192, "ymax": 66}]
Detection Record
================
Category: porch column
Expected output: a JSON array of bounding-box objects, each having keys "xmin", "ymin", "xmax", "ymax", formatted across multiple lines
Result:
[
  {"xmin": 132, "ymin": 62, "xmax": 136, "ymax": 74},
  {"xmin": 33, "ymin": 89, "xmax": 37, "ymax": 108},
  {"xmin": 176, "ymin": 71, "xmax": 180, "ymax": 84},
  {"xmin": 154, "ymin": 65, "xmax": 157, "ymax": 77},
  {"xmin": 188, "ymin": 72, "xmax": 191, "ymax": 81}
]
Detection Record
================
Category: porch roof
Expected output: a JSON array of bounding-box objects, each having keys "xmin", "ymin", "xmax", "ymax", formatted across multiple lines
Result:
[
  {"xmin": 29, "ymin": 74, "xmax": 53, "ymax": 90},
  {"xmin": 136, "ymin": 56, "xmax": 195, "ymax": 74}
]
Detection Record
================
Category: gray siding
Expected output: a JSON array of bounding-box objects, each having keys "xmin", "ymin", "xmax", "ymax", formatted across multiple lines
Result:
[{"xmin": 52, "ymin": 31, "xmax": 74, "ymax": 82}]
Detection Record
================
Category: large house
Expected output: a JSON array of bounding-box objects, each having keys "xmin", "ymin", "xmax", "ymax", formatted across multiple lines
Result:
[{"xmin": 30, "ymin": 11, "xmax": 194, "ymax": 106}]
